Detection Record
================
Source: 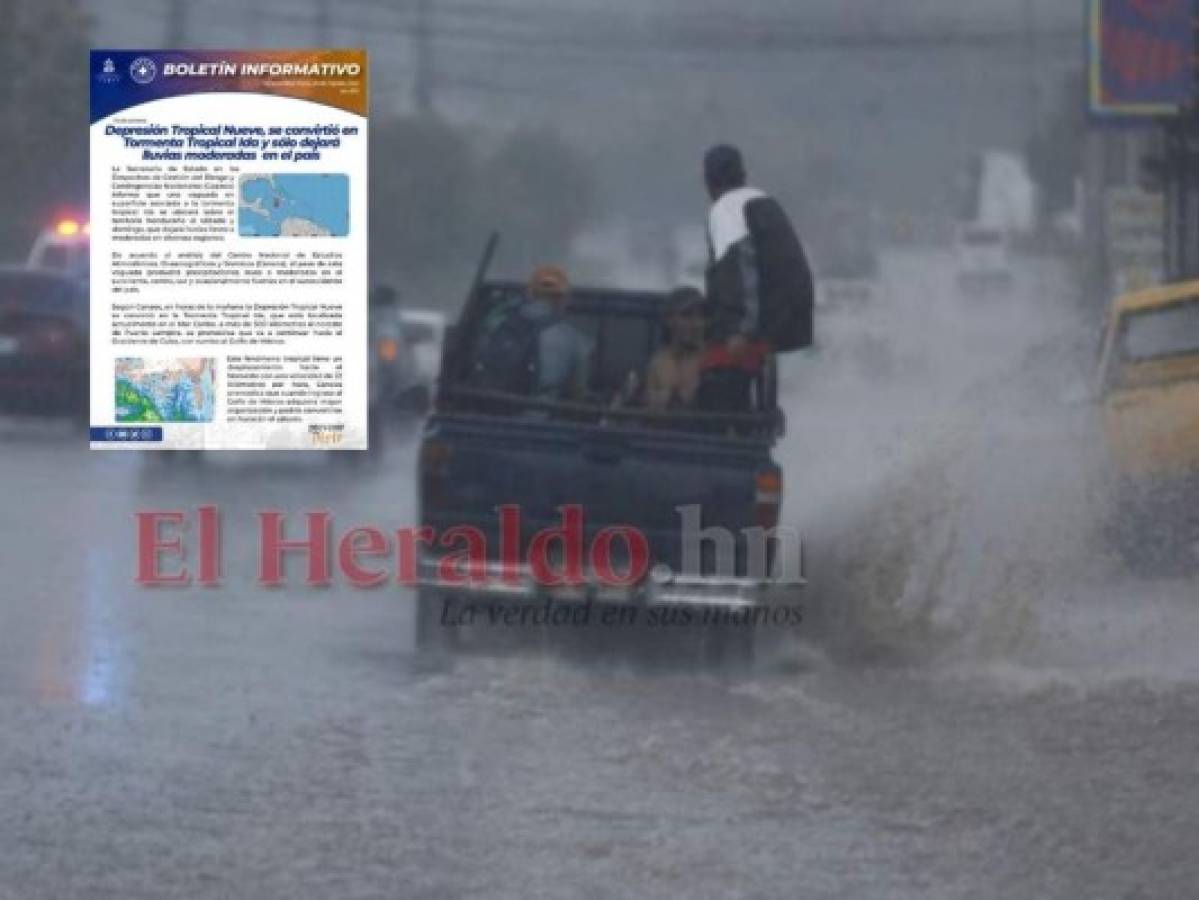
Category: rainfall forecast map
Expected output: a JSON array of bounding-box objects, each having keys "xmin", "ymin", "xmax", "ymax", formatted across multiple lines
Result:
[
  {"xmin": 115, "ymin": 358, "xmax": 216, "ymax": 423},
  {"xmin": 238, "ymin": 173, "xmax": 350, "ymax": 237}
]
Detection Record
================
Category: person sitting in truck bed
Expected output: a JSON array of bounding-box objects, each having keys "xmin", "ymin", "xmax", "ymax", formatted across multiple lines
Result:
[
  {"xmin": 645, "ymin": 286, "xmax": 707, "ymax": 410},
  {"xmin": 470, "ymin": 265, "xmax": 594, "ymax": 402}
]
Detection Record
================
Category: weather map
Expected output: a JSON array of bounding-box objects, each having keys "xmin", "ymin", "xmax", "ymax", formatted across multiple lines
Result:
[
  {"xmin": 237, "ymin": 173, "xmax": 350, "ymax": 237},
  {"xmin": 115, "ymin": 358, "xmax": 216, "ymax": 423}
]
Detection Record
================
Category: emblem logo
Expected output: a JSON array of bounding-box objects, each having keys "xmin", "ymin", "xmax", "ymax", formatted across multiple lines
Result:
[
  {"xmin": 96, "ymin": 57, "xmax": 120, "ymax": 84},
  {"xmin": 129, "ymin": 56, "xmax": 158, "ymax": 85}
]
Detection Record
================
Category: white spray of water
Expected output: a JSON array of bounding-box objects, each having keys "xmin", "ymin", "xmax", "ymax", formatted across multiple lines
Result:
[{"xmin": 780, "ymin": 247, "xmax": 1199, "ymax": 686}]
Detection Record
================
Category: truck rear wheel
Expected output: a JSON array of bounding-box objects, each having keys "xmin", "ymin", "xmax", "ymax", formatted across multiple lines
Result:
[
  {"xmin": 703, "ymin": 620, "xmax": 756, "ymax": 669},
  {"xmin": 415, "ymin": 587, "xmax": 457, "ymax": 654}
]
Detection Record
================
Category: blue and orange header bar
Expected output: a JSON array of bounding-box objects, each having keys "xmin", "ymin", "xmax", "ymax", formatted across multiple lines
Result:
[{"xmin": 90, "ymin": 49, "xmax": 367, "ymax": 123}]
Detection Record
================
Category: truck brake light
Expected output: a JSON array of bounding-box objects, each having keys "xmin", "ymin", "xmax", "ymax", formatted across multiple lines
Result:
[
  {"xmin": 420, "ymin": 440, "xmax": 452, "ymax": 509},
  {"xmin": 420, "ymin": 440, "xmax": 451, "ymax": 476},
  {"xmin": 754, "ymin": 470, "xmax": 782, "ymax": 529}
]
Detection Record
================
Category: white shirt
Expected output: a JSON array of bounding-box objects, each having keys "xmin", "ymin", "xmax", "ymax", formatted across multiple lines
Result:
[{"xmin": 707, "ymin": 186, "xmax": 766, "ymax": 261}]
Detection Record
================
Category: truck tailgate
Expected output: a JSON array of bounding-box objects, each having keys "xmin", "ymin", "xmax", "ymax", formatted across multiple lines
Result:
[{"xmin": 420, "ymin": 413, "xmax": 775, "ymax": 572}]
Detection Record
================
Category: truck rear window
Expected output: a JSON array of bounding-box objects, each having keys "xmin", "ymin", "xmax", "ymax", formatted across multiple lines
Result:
[
  {"xmin": 462, "ymin": 285, "xmax": 661, "ymax": 401},
  {"xmin": 444, "ymin": 282, "xmax": 780, "ymax": 439},
  {"xmin": 1120, "ymin": 299, "xmax": 1199, "ymax": 362}
]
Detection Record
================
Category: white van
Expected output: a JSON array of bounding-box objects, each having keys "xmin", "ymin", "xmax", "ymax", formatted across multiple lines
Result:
[{"xmin": 954, "ymin": 223, "xmax": 1012, "ymax": 295}]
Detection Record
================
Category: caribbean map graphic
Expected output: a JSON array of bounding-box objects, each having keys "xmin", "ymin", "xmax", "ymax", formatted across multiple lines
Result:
[
  {"xmin": 238, "ymin": 173, "xmax": 350, "ymax": 237},
  {"xmin": 115, "ymin": 358, "xmax": 216, "ymax": 423}
]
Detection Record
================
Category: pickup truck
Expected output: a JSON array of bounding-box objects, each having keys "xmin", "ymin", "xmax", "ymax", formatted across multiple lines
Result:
[{"xmin": 415, "ymin": 265, "xmax": 793, "ymax": 658}]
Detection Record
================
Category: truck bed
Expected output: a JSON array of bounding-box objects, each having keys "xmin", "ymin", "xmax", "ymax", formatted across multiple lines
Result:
[{"xmin": 416, "ymin": 276, "xmax": 785, "ymax": 608}]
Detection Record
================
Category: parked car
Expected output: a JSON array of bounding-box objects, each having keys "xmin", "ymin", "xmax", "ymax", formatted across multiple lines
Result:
[
  {"xmin": 369, "ymin": 286, "xmax": 419, "ymax": 412},
  {"xmin": 1097, "ymin": 279, "xmax": 1199, "ymax": 570},
  {"xmin": 0, "ymin": 266, "xmax": 89, "ymax": 421},
  {"xmin": 399, "ymin": 308, "xmax": 447, "ymax": 409},
  {"xmin": 27, "ymin": 216, "xmax": 90, "ymax": 281}
]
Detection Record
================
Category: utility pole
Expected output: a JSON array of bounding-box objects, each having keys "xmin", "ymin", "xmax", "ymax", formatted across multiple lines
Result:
[
  {"xmin": 1023, "ymin": 0, "xmax": 1048, "ymax": 302},
  {"xmin": 1166, "ymin": 121, "xmax": 1199, "ymax": 282},
  {"xmin": 413, "ymin": 0, "xmax": 435, "ymax": 114},
  {"xmin": 1158, "ymin": 14, "xmax": 1199, "ymax": 282},
  {"xmin": 165, "ymin": 0, "xmax": 187, "ymax": 46}
]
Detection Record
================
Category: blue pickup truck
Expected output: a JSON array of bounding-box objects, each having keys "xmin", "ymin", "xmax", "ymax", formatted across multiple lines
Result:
[{"xmin": 415, "ymin": 267, "xmax": 793, "ymax": 658}]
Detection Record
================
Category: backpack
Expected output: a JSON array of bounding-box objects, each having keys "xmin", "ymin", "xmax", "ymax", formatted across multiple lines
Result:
[
  {"xmin": 470, "ymin": 300, "xmax": 553, "ymax": 394},
  {"xmin": 744, "ymin": 195, "xmax": 814, "ymax": 352}
]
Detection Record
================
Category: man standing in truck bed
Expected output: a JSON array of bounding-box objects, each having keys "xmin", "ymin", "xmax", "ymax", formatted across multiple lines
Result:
[{"xmin": 701, "ymin": 144, "xmax": 814, "ymax": 412}]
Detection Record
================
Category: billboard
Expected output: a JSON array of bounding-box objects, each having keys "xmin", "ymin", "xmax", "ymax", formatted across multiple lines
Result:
[{"xmin": 1089, "ymin": 0, "xmax": 1194, "ymax": 119}]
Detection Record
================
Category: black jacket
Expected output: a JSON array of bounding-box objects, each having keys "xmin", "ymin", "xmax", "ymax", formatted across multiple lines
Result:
[{"xmin": 705, "ymin": 187, "xmax": 814, "ymax": 351}]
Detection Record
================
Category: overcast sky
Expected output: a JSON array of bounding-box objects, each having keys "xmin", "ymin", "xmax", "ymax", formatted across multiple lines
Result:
[{"xmin": 87, "ymin": 0, "xmax": 1086, "ymax": 221}]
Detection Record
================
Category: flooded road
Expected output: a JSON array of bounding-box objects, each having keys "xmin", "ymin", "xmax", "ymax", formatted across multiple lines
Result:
[{"xmin": 3, "ymin": 251, "xmax": 1198, "ymax": 899}]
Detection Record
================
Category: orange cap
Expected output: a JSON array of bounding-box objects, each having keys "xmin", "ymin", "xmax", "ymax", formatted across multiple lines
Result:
[{"xmin": 528, "ymin": 265, "xmax": 571, "ymax": 299}]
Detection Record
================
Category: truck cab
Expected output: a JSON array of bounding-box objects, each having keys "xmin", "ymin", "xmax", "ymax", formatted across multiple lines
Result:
[{"xmin": 415, "ymin": 278, "xmax": 791, "ymax": 652}]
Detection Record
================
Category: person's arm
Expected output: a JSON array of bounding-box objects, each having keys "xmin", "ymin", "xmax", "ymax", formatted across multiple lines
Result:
[{"xmin": 535, "ymin": 323, "xmax": 573, "ymax": 398}]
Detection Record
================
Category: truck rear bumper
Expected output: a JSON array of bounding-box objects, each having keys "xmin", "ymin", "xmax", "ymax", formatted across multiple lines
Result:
[{"xmin": 416, "ymin": 558, "xmax": 779, "ymax": 609}]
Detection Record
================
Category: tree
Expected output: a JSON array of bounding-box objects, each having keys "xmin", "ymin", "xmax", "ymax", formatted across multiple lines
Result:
[
  {"xmin": 0, "ymin": 0, "xmax": 90, "ymax": 257},
  {"xmin": 474, "ymin": 128, "xmax": 597, "ymax": 276},
  {"xmin": 1026, "ymin": 71, "xmax": 1086, "ymax": 224},
  {"xmin": 369, "ymin": 116, "xmax": 598, "ymax": 302},
  {"xmin": 369, "ymin": 115, "xmax": 477, "ymax": 290}
]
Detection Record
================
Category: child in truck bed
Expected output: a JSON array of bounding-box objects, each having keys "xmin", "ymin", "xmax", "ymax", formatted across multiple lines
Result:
[{"xmin": 645, "ymin": 287, "xmax": 707, "ymax": 410}]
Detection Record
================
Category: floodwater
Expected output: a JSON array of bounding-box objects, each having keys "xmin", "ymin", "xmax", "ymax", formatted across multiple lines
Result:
[{"xmin": 2, "ymin": 249, "xmax": 1197, "ymax": 899}]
